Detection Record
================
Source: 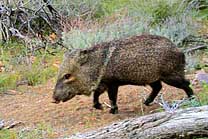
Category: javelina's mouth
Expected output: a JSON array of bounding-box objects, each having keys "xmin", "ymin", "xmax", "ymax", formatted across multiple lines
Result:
[
  {"xmin": 52, "ymin": 99, "xmax": 61, "ymax": 104},
  {"xmin": 52, "ymin": 93, "xmax": 75, "ymax": 104},
  {"xmin": 52, "ymin": 97, "xmax": 68, "ymax": 104},
  {"xmin": 62, "ymin": 93, "xmax": 75, "ymax": 102},
  {"xmin": 62, "ymin": 99, "xmax": 69, "ymax": 102}
]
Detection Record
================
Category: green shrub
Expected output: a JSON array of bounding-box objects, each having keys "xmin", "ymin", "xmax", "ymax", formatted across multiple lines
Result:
[
  {"xmin": 17, "ymin": 56, "xmax": 59, "ymax": 86},
  {"xmin": 0, "ymin": 63, "xmax": 57, "ymax": 92},
  {"xmin": 0, "ymin": 123, "xmax": 54, "ymax": 139},
  {"xmin": 52, "ymin": 0, "xmax": 130, "ymax": 19},
  {"xmin": 198, "ymin": 83, "xmax": 208, "ymax": 106},
  {"xmin": 194, "ymin": 0, "xmax": 208, "ymax": 20},
  {"xmin": 0, "ymin": 42, "xmax": 61, "ymax": 92},
  {"xmin": 0, "ymin": 129, "xmax": 17, "ymax": 139},
  {"xmin": 99, "ymin": 0, "xmax": 130, "ymax": 17},
  {"xmin": 23, "ymin": 66, "xmax": 57, "ymax": 86},
  {"xmin": 151, "ymin": 1, "xmax": 172, "ymax": 25},
  {"xmin": 62, "ymin": 0, "xmax": 198, "ymax": 49},
  {"xmin": 62, "ymin": 19, "xmax": 146, "ymax": 49},
  {"xmin": 52, "ymin": 0, "xmax": 103, "ymax": 19},
  {"xmin": 0, "ymin": 73, "xmax": 20, "ymax": 92},
  {"xmin": 17, "ymin": 123, "xmax": 53, "ymax": 139},
  {"xmin": 182, "ymin": 83, "xmax": 208, "ymax": 108}
]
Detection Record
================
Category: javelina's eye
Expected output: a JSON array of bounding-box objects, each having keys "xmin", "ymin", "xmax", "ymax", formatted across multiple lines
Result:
[{"xmin": 64, "ymin": 74, "xmax": 71, "ymax": 79}]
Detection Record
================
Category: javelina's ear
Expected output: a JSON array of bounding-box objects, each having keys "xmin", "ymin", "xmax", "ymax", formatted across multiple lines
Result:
[{"xmin": 79, "ymin": 49, "xmax": 89, "ymax": 65}]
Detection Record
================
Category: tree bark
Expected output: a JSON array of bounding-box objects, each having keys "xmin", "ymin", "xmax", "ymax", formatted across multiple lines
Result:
[{"xmin": 69, "ymin": 106, "xmax": 208, "ymax": 139}]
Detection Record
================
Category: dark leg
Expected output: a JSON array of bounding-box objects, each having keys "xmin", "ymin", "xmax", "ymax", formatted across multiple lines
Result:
[
  {"xmin": 162, "ymin": 76, "xmax": 194, "ymax": 97},
  {"xmin": 144, "ymin": 80, "xmax": 162, "ymax": 106},
  {"xmin": 93, "ymin": 84, "xmax": 106, "ymax": 110},
  {"xmin": 107, "ymin": 84, "xmax": 119, "ymax": 114},
  {"xmin": 93, "ymin": 90, "xmax": 104, "ymax": 110}
]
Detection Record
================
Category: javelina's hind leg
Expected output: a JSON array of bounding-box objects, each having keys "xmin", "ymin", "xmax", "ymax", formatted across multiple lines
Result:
[
  {"xmin": 107, "ymin": 84, "xmax": 119, "ymax": 114},
  {"xmin": 144, "ymin": 80, "xmax": 162, "ymax": 106},
  {"xmin": 162, "ymin": 76, "xmax": 194, "ymax": 97}
]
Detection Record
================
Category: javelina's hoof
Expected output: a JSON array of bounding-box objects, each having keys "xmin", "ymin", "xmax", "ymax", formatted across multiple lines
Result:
[
  {"xmin": 189, "ymin": 95, "xmax": 197, "ymax": 100},
  {"xmin": 93, "ymin": 103, "xmax": 103, "ymax": 110},
  {"xmin": 143, "ymin": 99, "xmax": 153, "ymax": 106},
  {"xmin": 110, "ymin": 107, "xmax": 118, "ymax": 114}
]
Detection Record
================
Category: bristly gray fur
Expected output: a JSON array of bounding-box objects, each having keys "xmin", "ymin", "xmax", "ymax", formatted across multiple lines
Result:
[{"xmin": 53, "ymin": 34, "xmax": 193, "ymax": 110}]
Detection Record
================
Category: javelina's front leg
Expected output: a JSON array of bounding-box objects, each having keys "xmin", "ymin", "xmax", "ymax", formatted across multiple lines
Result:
[
  {"xmin": 107, "ymin": 84, "xmax": 119, "ymax": 114},
  {"xmin": 93, "ymin": 83, "xmax": 106, "ymax": 110},
  {"xmin": 93, "ymin": 90, "xmax": 103, "ymax": 110}
]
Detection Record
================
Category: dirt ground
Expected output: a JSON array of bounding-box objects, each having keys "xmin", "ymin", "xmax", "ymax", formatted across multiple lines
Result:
[{"xmin": 0, "ymin": 75, "xmax": 201, "ymax": 138}]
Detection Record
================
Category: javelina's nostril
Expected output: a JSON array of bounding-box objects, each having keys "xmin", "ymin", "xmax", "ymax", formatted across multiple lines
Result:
[
  {"xmin": 52, "ymin": 93, "xmax": 61, "ymax": 104},
  {"xmin": 52, "ymin": 97, "xmax": 60, "ymax": 104}
]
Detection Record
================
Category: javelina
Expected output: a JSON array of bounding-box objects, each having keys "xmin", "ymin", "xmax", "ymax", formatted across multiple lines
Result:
[{"xmin": 53, "ymin": 34, "xmax": 194, "ymax": 114}]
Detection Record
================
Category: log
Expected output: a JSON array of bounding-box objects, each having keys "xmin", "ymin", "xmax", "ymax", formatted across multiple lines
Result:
[{"xmin": 68, "ymin": 106, "xmax": 208, "ymax": 139}]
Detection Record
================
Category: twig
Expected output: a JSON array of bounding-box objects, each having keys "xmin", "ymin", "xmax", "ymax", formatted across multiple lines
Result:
[
  {"xmin": 0, "ymin": 120, "xmax": 23, "ymax": 130},
  {"xmin": 184, "ymin": 45, "xmax": 208, "ymax": 53},
  {"xmin": 5, "ymin": 121, "xmax": 23, "ymax": 129},
  {"xmin": 0, "ymin": 0, "xmax": 61, "ymax": 44},
  {"xmin": 103, "ymin": 102, "xmax": 111, "ymax": 108}
]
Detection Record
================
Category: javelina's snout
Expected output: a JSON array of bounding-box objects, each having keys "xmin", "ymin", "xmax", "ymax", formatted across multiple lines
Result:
[
  {"xmin": 52, "ymin": 87, "xmax": 76, "ymax": 104},
  {"xmin": 52, "ymin": 91, "xmax": 61, "ymax": 104}
]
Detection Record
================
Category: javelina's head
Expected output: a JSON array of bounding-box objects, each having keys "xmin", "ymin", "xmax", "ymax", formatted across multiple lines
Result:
[{"xmin": 53, "ymin": 49, "xmax": 91, "ymax": 103}]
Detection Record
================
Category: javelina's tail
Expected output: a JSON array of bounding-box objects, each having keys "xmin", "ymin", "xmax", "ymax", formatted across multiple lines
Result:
[
  {"xmin": 180, "ymin": 52, "xmax": 186, "ymax": 67},
  {"xmin": 175, "ymin": 52, "xmax": 186, "ymax": 76}
]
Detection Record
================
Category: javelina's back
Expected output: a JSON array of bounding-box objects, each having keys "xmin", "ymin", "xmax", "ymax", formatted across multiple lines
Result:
[{"xmin": 99, "ymin": 35, "xmax": 185, "ymax": 84}]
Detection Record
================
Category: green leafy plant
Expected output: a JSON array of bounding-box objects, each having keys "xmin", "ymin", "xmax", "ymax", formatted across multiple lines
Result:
[
  {"xmin": 198, "ymin": 83, "xmax": 208, "ymax": 105},
  {"xmin": 0, "ymin": 129, "xmax": 17, "ymax": 139},
  {"xmin": 62, "ymin": 0, "xmax": 198, "ymax": 49},
  {"xmin": 99, "ymin": 0, "xmax": 130, "ymax": 17},
  {"xmin": 0, "ymin": 73, "xmax": 20, "ymax": 92},
  {"xmin": 195, "ymin": 0, "xmax": 208, "ymax": 20},
  {"xmin": 17, "ymin": 123, "xmax": 54, "ymax": 139},
  {"xmin": 20, "ymin": 65, "xmax": 57, "ymax": 86},
  {"xmin": 0, "ymin": 42, "xmax": 61, "ymax": 92}
]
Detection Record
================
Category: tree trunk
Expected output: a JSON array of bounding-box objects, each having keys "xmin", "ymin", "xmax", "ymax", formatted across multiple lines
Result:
[{"xmin": 69, "ymin": 106, "xmax": 208, "ymax": 139}]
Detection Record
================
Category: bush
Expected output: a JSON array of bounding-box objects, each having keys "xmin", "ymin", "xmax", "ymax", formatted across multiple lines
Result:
[
  {"xmin": 194, "ymin": 0, "xmax": 208, "ymax": 20},
  {"xmin": 52, "ymin": 0, "xmax": 103, "ymax": 19},
  {"xmin": 0, "ymin": 129, "xmax": 17, "ymax": 139},
  {"xmin": 62, "ymin": 0, "xmax": 198, "ymax": 49},
  {"xmin": 0, "ymin": 43, "xmax": 61, "ymax": 92},
  {"xmin": 52, "ymin": 0, "xmax": 130, "ymax": 19},
  {"xmin": 17, "ymin": 123, "xmax": 54, "ymax": 139},
  {"xmin": 20, "ymin": 64, "xmax": 57, "ymax": 86},
  {"xmin": 99, "ymin": 0, "xmax": 130, "ymax": 17},
  {"xmin": 62, "ymin": 18, "xmax": 146, "ymax": 49},
  {"xmin": 0, "ymin": 123, "xmax": 54, "ymax": 139},
  {"xmin": 0, "ymin": 73, "xmax": 20, "ymax": 92},
  {"xmin": 16, "ymin": 53, "xmax": 60, "ymax": 86},
  {"xmin": 150, "ymin": 15, "xmax": 197, "ymax": 44},
  {"xmin": 198, "ymin": 83, "xmax": 208, "ymax": 106}
]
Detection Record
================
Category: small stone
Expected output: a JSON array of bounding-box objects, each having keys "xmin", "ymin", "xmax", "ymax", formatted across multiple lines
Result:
[{"xmin": 196, "ymin": 72, "xmax": 208, "ymax": 84}]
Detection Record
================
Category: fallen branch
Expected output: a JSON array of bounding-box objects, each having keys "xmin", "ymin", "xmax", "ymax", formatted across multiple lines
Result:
[
  {"xmin": 68, "ymin": 106, "xmax": 208, "ymax": 139},
  {"xmin": 5, "ymin": 121, "xmax": 23, "ymax": 129},
  {"xmin": 0, "ymin": 120, "xmax": 23, "ymax": 130},
  {"xmin": 184, "ymin": 45, "xmax": 208, "ymax": 53}
]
